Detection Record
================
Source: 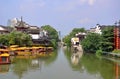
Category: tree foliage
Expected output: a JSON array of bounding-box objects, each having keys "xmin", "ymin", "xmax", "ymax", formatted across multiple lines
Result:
[
  {"xmin": 69, "ymin": 28, "xmax": 86, "ymax": 36},
  {"xmin": 62, "ymin": 35, "xmax": 71, "ymax": 46},
  {"xmin": 0, "ymin": 34, "xmax": 9, "ymax": 45},
  {"xmin": 41, "ymin": 25, "xmax": 58, "ymax": 40},
  {"xmin": 0, "ymin": 31, "xmax": 32, "ymax": 46},
  {"xmin": 41, "ymin": 25, "xmax": 59, "ymax": 48},
  {"xmin": 63, "ymin": 28, "xmax": 86, "ymax": 47},
  {"xmin": 81, "ymin": 33, "xmax": 102, "ymax": 53},
  {"xmin": 81, "ymin": 26, "xmax": 114, "ymax": 53},
  {"xmin": 101, "ymin": 26, "xmax": 114, "ymax": 52}
]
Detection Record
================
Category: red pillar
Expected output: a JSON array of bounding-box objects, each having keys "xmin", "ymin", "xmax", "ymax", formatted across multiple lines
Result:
[
  {"xmin": 116, "ymin": 28, "xmax": 119, "ymax": 49},
  {"xmin": 114, "ymin": 27, "xmax": 119, "ymax": 49}
]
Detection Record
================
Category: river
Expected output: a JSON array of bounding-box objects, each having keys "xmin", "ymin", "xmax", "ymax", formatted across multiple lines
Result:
[{"xmin": 0, "ymin": 47, "xmax": 119, "ymax": 79}]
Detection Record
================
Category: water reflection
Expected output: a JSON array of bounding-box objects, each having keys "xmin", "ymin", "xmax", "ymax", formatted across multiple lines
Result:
[
  {"xmin": 71, "ymin": 51, "xmax": 83, "ymax": 65},
  {"xmin": 11, "ymin": 51, "xmax": 58, "ymax": 79},
  {"xmin": 0, "ymin": 65, "xmax": 9, "ymax": 74},
  {"xmin": 1, "ymin": 48, "xmax": 120, "ymax": 79},
  {"xmin": 63, "ymin": 47, "xmax": 118, "ymax": 79},
  {"xmin": 114, "ymin": 63, "xmax": 120, "ymax": 79}
]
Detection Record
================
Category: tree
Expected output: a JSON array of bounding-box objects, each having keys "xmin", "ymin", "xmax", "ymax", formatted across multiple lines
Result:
[
  {"xmin": 63, "ymin": 28, "xmax": 86, "ymax": 47},
  {"xmin": 69, "ymin": 28, "xmax": 86, "ymax": 36},
  {"xmin": 9, "ymin": 31, "xmax": 32, "ymax": 46},
  {"xmin": 0, "ymin": 34, "xmax": 9, "ymax": 46},
  {"xmin": 101, "ymin": 26, "xmax": 114, "ymax": 52},
  {"xmin": 62, "ymin": 35, "xmax": 71, "ymax": 46},
  {"xmin": 81, "ymin": 33, "xmax": 102, "ymax": 53},
  {"xmin": 0, "ymin": 31, "xmax": 32, "ymax": 46},
  {"xmin": 41, "ymin": 25, "xmax": 59, "ymax": 48},
  {"xmin": 41, "ymin": 25, "xmax": 58, "ymax": 40}
]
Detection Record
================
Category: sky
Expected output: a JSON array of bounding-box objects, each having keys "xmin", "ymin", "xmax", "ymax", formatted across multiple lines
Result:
[{"xmin": 0, "ymin": 0, "xmax": 120, "ymax": 36}]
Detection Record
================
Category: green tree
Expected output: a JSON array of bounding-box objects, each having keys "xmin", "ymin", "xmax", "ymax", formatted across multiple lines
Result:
[
  {"xmin": 101, "ymin": 26, "xmax": 114, "ymax": 52},
  {"xmin": 41, "ymin": 25, "xmax": 59, "ymax": 48},
  {"xmin": 9, "ymin": 31, "xmax": 32, "ymax": 46},
  {"xmin": 0, "ymin": 31, "xmax": 32, "ymax": 46},
  {"xmin": 70, "ymin": 28, "xmax": 86, "ymax": 36},
  {"xmin": 0, "ymin": 34, "xmax": 9, "ymax": 45},
  {"xmin": 41, "ymin": 25, "xmax": 58, "ymax": 40},
  {"xmin": 63, "ymin": 28, "xmax": 86, "ymax": 47},
  {"xmin": 81, "ymin": 33, "xmax": 102, "ymax": 53},
  {"xmin": 62, "ymin": 35, "xmax": 71, "ymax": 46}
]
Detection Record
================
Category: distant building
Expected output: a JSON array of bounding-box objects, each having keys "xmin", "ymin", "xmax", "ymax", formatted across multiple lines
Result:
[
  {"xmin": 89, "ymin": 24, "xmax": 114, "ymax": 35},
  {"xmin": 28, "ymin": 26, "xmax": 40, "ymax": 39},
  {"xmin": 89, "ymin": 24, "xmax": 102, "ymax": 34},
  {"xmin": 14, "ymin": 17, "xmax": 30, "ymax": 33},
  {"xmin": 9, "ymin": 17, "xmax": 44, "ymax": 41},
  {"xmin": 1, "ymin": 17, "xmax": 52, "ymax": 45},
  {"xmin": 75, "ymin": 32, "xmax": 87, "ymax": 42},
  {"xmin": 9, "ymin": 18, "xmax": 18, "ymax": 27},
  {"xmin": 71, "ymin": 37, "xmax": 79, "ymax": 45},
  {"xmin": 71, "ymin": 32, "xmax": 86, "ymax": 46},
  {"xmin": 0, "ymin": 25, "xmax": 10, "ymax": 34}
]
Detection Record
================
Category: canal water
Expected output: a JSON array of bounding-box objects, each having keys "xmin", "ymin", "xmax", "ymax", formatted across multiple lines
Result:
[{"xmin": 0, "ymin": 47, "xmax": 119, "ymax": 79}]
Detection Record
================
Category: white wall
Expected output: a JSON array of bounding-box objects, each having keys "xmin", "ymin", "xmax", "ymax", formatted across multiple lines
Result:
[{"xmin": 29, "ymin": 34, "xmax": 39, "ymax": 39}]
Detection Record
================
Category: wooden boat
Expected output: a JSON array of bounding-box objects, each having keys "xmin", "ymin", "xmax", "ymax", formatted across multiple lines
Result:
[
  {"xmin": 9, "ymin": 45, "xmax": 19, "ymax": 56},
  {"xmin": 8, "ymin": 45, "xmax": 54, "ymax": 56},
  {"xmin": 14, "ymin": 47, "xmax": 31, "ymax": 56},
  {"xmin": 46, "ymin": 47, "xmax": 53, "ymax": 52},
  {"xmin": 0, "ymin": 49, "xmax": 11, "ymax": 64}
]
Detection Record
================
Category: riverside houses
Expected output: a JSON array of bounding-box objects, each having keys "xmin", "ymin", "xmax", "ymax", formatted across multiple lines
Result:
[
  {"xmin": 0, "ymin": 17, "xmax": 49, "ymax": 45},
  {"xmin": 0, "ymin": 25, "xmax": 10, "ymax": 34},
  {"xmin": 13, "ymin": 17, "xmax": 49, "ymax": 44},
  {"xmin": 89, "ymin": 23, "xmax": 120, "ymax": 49}
]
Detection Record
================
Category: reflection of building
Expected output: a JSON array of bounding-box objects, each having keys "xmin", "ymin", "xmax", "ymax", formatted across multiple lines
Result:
[
  {"xmin": 31, "ymin": 59, "xmax": 40, "ymax": 68},
  {"xmin": 71, "ymin": 52, "xmax": 83, "ymax": 65}
]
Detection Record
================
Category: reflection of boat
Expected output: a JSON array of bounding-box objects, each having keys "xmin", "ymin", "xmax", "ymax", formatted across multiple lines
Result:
[
  {"xmin": 0, "ymin": 49, "xmax": 11, "ymax": 64},
  {"xmin": 0, "ymin": 65, "xmax": 9, "ymax": 74}
]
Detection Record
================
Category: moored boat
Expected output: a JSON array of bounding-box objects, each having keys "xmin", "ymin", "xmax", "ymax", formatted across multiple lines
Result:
[{"xmin": 0, "ymin": 49, "xmax": 11, "ymax": 64}]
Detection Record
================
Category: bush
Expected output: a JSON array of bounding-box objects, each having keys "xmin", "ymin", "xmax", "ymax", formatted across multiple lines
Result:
[
  {"xmin": 112, "ymin": 49, "xmax": 120, "ymax": 53},
  {"xmin": 96, "ymin": 49, "xmax": 102, "ymax": 56}
]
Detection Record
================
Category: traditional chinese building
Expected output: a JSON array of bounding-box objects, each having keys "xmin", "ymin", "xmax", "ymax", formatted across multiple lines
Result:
[
  {"xmin": 15, "ymin": 17, "xmax": 30, "ymax": 33},
  {"xmin": 75, "ymin": 32, "xmax": 87, "ymax": 42},
  {"xmin": 0, "ymin": 25, "xmax": 10, "ymax": 34}
]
